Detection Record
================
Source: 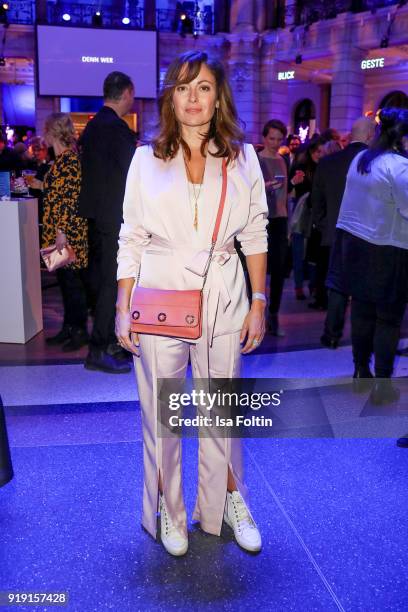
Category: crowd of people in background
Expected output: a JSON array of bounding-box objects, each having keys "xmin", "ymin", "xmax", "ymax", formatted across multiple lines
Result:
[
  {"xmin": 2, "ymin": 72, "xmax": 408, "ymax": 424},
  {"xmin": 0, "ymin": 109, "xmax": 365, "ymax": 355},
  {"xmin": 255, "ymin": 117, "xmax": 374, "ymax": 338},
  {"xmin": 0, "ymin": 73, "xmax": 138, "ymax": 375},
  {"xmin": 256, "ymin": 109, "xmax": 408, "ymax": 418},
  {"xmin": 0, "ymin": 129, "xmax": 44, "ymax": 173}
]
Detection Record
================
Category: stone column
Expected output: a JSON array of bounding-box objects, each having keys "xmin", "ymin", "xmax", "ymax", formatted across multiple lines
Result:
[
  {"xmin": 259, "ymin": 34, "xmax": 290, "ymax": 134},
  {"xmin": 330, "ymin": 18, "xmax": 365, "ymax": 131},
  {"xmin": 319, "ymin": 84, "xmax": 331, "ymax": 131},
  {"xmin": 227, "ymin": 31, "xmax": 261, "ymax": 143},
  {"xmin": 254, "ymin": 0, "xmax": 266, "ymax": 33},
  {"xmin": 230, "ymin": 0, "xmax": 255, "ymax": 33},
  {"xmin": 137, "ymin": 99, "xmax": 158, "ymax": 141},
  {"xmin": 228, "ymin": 0, "xmax": 258, "ymax": 140},
  {"xmin": 35, "ymin": 97, "xmax": 60, "ymax": 136},
  {"xmin": 284, "ymin": 0, "xmax": 297, "ymax": 28}
]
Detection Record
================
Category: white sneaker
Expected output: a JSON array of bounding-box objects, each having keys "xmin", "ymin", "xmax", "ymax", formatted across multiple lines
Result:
[
  {"xmin": 223, "ymin": 490, "xmax": 262, "ymax": 552},
  {"xmin": 159, "ymin": 494, "xmax": 188, "ymax": 556}
]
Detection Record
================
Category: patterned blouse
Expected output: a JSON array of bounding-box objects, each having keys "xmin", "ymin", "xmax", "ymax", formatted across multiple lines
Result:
[{"xmin": 42, "ymin": 149, "xmax": 88, "ymax": 269}]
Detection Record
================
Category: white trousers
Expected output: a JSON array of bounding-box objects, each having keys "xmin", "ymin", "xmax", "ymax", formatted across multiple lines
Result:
[{"xmin": 134, "ymin": 330, "xmax": 247, "ymax": 539}]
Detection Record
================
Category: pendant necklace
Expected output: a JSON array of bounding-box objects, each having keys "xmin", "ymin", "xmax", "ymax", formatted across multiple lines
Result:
[{"xmin": 184, "ymin": 155, "xmax": 205, "ymax": 231}]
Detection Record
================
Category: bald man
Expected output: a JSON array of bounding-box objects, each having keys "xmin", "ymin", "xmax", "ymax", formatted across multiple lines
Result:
[{"xmin": 311, "ymin": 117, "xmax": 376, "ymax": 348}]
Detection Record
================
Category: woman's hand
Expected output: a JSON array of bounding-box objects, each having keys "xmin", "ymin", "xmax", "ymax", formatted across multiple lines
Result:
[
  {"xmin": 240, "ymin": 301, "xmax": 266, "ymax": 354},
  {"xmin": 291, "ymin": 170, "xmax": 305, "ymax": 185},
  {"xmin": 30, "ymin": 178, "xmax": 43, "ymax": 191},
  {"xmin": 265, "ymin": 179, "xmax": 282, "ymax": 192},
  {"xmin": 55, "ymin": 229, "xmax": 68, "ymax": 254},
  {"xmin": 115, "ymin": 307, "xmax": 140, "ymax": 357}
]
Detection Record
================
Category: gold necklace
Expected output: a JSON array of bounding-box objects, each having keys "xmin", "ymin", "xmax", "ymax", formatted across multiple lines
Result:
[{"xmin": 184, "ymin": 155, "xmax": 205, "ymax": 231}]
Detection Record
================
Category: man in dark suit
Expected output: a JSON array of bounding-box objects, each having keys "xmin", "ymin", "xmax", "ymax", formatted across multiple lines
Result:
[
  {"xmin": 283, "ymin": 134, "xmax": 301, "ymax": 173},
  {"xmin": 79, "ymin": 72, "xmax": 136, "ymax": 373},
  {"xmin": 311, "ymin": 117, "xmax": 375, "ymax": 348}
]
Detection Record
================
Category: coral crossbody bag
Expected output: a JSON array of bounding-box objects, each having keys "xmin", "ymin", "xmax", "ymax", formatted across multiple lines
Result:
[{"xmin": 129, "ymin": 159, "xmax": 227, "ymax": 340}]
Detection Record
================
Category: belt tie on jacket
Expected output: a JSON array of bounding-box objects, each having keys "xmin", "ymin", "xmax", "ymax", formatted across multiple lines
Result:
[{"xmin": 147, "ymin": 236, "xmax": 236, "ymax": 344}]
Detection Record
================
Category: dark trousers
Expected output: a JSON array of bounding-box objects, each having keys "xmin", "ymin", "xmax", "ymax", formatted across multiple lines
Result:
[
  {"xmin": 315, "ymin": 245, "xmax": 331, "ymax": 307},
  {"xmin": 82, "ymin": 219, "xmax": 100, "ymax": 313},
  {"xmin": 324, "ymin": 289, "xmax": 349, "ymax": 340},
  {"xmin": 56, "ymin": 267, "xmax": 88, "ymax": 330},
  {"xmin": 88, "ymin": 224, "xmax": 120, "ymax": 350},
  {"xmin": 351, "ymin": 299, "xmax": 406, "ymax": 377},
  {"xmin": 267, "ymin": 217, "xmax": 288, "ymax": 315},
  {"xmin": 292, "ymin": 232, "xmax": 305, "ymax": 290}
]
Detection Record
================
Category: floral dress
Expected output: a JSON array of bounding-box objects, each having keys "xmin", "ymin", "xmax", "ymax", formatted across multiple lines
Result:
[{"xmin": 42, "ymin": 149, "xmax": 88, "ymax": 269}]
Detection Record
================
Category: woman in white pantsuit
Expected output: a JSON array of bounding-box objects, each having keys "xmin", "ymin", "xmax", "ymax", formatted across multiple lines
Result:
[{"xmin": 115, "ymin": 51, "xmax": 268, "ymax": 556}]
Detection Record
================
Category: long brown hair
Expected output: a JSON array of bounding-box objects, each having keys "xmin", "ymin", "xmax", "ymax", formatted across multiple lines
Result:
[{"xmin": 152, "ymin": 51, "xmax": 244, "ymax": 164}]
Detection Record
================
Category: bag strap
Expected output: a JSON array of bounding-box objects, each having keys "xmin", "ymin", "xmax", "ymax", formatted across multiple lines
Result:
[
  {"xmin": 211, "ymin": 158, "xmax": 228, "ymax": 246},
  {"xmin": 202, "ymin": 158, "xmax": 228, "ymax": 289}
]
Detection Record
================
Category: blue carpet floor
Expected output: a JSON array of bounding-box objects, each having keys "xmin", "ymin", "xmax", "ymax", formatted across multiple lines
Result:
[{"xmin": 1, "ymin": 351, "xmax": 408, "ymax": 611}]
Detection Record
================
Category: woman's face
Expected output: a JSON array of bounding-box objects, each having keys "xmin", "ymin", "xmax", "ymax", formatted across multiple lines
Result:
[
  {"xmin": 289, "ymin": 137, "xmax": 301, "ymax": 153},
  {"xmin": 33, "ymin": 146, "xmax": 48, "ymax": 162},
  {"xmin": 172, "ymin": 63, "xmax": 218, "ymax": 129},
  {"xmin": 263, "ymin": 128, "xmax": 284, "ymax": 154}
]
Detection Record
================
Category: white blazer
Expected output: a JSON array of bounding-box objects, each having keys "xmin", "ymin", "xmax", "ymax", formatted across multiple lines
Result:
[{"xmin": 117, "ymin": 140, "xmax": 268, "ymax": 341}]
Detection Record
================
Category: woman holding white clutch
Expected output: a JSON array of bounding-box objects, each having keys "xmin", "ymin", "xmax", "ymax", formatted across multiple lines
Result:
[{"xmin": 115, "ymin": 52, "xmax": 268, "ymax": 556}]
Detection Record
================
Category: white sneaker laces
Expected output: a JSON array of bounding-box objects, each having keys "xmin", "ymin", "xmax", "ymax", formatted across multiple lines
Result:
[
  {"xmin": 160, "ymin": 497, "xmax": 179, "ymax": 537},
  {"xmin": 231, "ymin": 494, "xmax": 255, "ymax": 533}
]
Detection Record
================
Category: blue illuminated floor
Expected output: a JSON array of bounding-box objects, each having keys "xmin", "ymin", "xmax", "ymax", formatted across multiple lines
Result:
[
  {"xmin": 1, "ymin": 347, "xmax": 408, "ymax": 611},
  {"xmin": 3, "ymin": 272, "xmax": 408, "ymax": 611}
]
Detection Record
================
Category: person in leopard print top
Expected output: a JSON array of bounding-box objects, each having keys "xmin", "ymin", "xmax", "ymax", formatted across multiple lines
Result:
[{"xmin": 42, "ymin": 113, "xmax": 89, "ymax": 352}]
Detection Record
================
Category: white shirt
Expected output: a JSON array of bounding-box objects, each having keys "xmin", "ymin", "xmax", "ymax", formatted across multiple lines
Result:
[{"xmin": 337, "ymin": 151, "xmax": 408, "ymax": 250}]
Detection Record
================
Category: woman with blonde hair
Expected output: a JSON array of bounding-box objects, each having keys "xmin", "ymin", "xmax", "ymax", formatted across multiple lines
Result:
[
  {"xmin": 115, "ymin": 51, "xmax": 268, "ymax": 555},
  {"xmin": 42, "ymin": 113, "xmax": 89, "ymax": 351}
]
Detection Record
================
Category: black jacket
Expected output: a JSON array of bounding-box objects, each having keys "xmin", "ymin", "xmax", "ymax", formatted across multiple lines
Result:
[
  {"xmin": 78, "ymin": 106, "xmax": 136, "ymax": 230},
  {"xmin": 290, "ymin": 158, "xmax": 317, "ymax": 203},
  {"xmin": 0, "ymin": 147, "xmax": 21, "ymax": 174},
  {"xmin": 311, "ymin": 142, "xmax": 367, "ymax": 247}
]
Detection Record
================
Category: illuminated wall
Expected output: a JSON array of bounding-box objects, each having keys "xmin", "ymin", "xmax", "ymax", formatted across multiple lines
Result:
[{"xmin": 1, "ymin": 85, "xmax": 35, "ymax": 127}]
